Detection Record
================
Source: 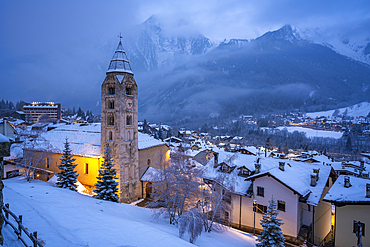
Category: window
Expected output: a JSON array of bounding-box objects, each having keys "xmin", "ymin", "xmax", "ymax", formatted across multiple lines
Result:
[
  {"xmin": 126, "ymin": 115, "xmax": 132, "ymax": 125},
  {"xmin": 147, "ymin": 159, "xmax": 151, "ymax": 166},
  {"xmin": 107, "ymin": 115, "xmax": 114, "ymax": 125},
  {"xmin": 257, "ymin": 186, "xmax": 264, "ymax": 197},
  {"xmin": 84, "ymin": 163, "xmax": 89, "ymax": 175},
  {"xmin": 225, "ymin": 211, "xmax": 229, "ymax": 221},
  {"xmin": 109, "ymin": 131, "xmax": 113, "ymax": 140},
  {"xmin": 254, "ymin": 204, "xmax": 267, "ymax": 214},
  {"xmin": 277, "ymin": 200, "xmax": 286, "ymax": 212},
  {"xmin": 353, "ymin": 221, "xmax": 365, "ymax": 236},
  {"xmin": 126, "ymin": 87, "xmax": 132, "ymax": 95},
  {"xmin": 108, "ymin": 86, "xmax": 115, "ymax": 95},
  {"xmin": 223, "ymin": 191, "xmax": 232, "ymax": 204},
  {"xmin": 108, "ymin": 100, "xmax": 114, "ymax": 109},
  {"xmin": 46, "ymin": 158, "xmax": 49, "ymax": 168}
]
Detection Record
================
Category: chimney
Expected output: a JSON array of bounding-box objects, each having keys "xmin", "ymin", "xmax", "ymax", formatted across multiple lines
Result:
[
  {"xmin": 366, "ymin": 184, "xmax": 370, "ymax": 198},
  {"xmin": 255, "ymin": 163, "xmax": 261, "ymax": 174},
  {"xmin": 360, "ymin": 161, "xmax": 365, "ymax": 168},
  {"xmin": 213, "ymin": 152, "xmax": 219, "ymax": 168},
  {"xmin": 344, "ymin": 176, "xmax": 351, "ymax": 188},
  {"xmin": 362, "ymin": 171, "xmax": 369, "ymax": 179},
  {"xmin": 279, "ymin": 162, "xmax": 285, "ymax": 171},
  {"xmin": 310, "ymin": 174, "xmax": 317, "ymax": 187},
  {"xmin": 313, "ymin": 168, "xmax": 320, "ymax": 181},
  {"xmin": 3, "ymin": 119, "xmax": 7, "ymax": 136}
]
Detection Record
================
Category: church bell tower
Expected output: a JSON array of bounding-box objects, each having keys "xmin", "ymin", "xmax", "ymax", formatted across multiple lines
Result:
[{"xmin": 101, "ymin": 37, "xmax": 139, "ymax": 203}]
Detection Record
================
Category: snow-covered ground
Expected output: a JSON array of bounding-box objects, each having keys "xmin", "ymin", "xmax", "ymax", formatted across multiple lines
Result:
[
  {"xmin": 2, "ymin": 177, "xmax": 257, "ymax": 247},
  {"xmin": 277, "ymin": 126, "xmax": 343, "ymax": 139},
  {"xmin": 306, "ymin": 102, "xmax": 370, "ymax": 118}
]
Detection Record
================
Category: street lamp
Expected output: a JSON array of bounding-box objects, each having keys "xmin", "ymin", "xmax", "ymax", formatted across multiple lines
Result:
[{"xmin": 253, "ymin": 199, "xmax": 257, "ymax": 236}]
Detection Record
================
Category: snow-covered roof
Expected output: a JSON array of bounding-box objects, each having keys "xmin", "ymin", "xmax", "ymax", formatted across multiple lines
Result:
[
  {"xmin": 247, "ymin": 162, "xmax": 333, "ymax": 206},
  {"xmin": 0, "ymin": 133, "xmax": 9, "ymax": 143},
  {"xmin": 106, "ymin": 40, "xmax": 133, "ymax": 74},
  {"xmin": 140, "ymin": 167, "xmax": 164, "ymax": 182},
  {"xmin": 16, "ymin": 123, "xmax": 165, "ymax": 158},
  {"xmin": 201, "ymin": 150, "xmax": 333, "ymax": 205},
  {"xmin": 138, "ymin": 132, "xmax": 166, "ymax": 150},
  {"xmin": 324, "ymin": 175, "xmax": 370, "ymax": 204}
]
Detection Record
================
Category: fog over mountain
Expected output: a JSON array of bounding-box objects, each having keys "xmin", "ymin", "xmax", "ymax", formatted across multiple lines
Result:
[{"xmin": 120, "ymin": 17, "xmax": 370, "ymax": 123}]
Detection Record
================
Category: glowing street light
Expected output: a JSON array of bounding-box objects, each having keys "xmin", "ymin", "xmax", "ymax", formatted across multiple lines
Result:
[{"xmin": 253, "ymin": 199, "xmax": 257, "ymax": 236}]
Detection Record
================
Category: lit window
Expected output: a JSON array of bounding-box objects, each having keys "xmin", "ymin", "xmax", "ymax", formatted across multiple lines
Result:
[
  {"xmin": 147, "ymin": 159, "xmax": 151, "ymax": 166},
  {"xmin": 254, "ymin": 204, "xmax": 267, "ymax": 214},
  {"xmin": 46, "ymin": 158, "xmax": 49, "ymax": 168},
  {"xmin": 257, "ymin": 186, "xmax": 264, "ymax": 197},
  {"xmin": 277, "ymin": 200, "xmax": 286, "ymax": 212},
  {"xmin": 84, "ymin": 163, "xmax": 89, "ymax": 175}
]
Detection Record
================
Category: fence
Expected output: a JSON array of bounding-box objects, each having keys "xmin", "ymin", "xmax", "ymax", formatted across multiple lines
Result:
[{"xmin": 2, "ymin": 203, "xmax": 44, "ymax": 247}]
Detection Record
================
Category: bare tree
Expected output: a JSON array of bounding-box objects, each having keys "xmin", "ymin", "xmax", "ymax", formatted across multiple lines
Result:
[
  {"xmin": 150, "ymin": 148, "xmax": 201, "ymax": 225},
  {"xmin": 15, "ymin": 128, "xmax": 53, "ymax": 181},
  {"xmin": 198, "ymin": 174, "xmax": 233, "ymax": 232}
]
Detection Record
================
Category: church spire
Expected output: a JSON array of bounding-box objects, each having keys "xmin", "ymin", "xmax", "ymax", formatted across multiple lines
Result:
[{"xmin": 107, "ymin": 35, "xmax": 133, "ymax": 74}]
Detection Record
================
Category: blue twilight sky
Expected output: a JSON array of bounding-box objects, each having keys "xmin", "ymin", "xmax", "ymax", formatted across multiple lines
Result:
[{"xmin": 1, "ymin": 0, "xmax": 370, "ymax": 113}]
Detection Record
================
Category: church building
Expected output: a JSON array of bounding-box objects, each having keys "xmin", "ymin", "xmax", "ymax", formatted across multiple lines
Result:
[{"xmin": 6, "ymin": 38, "xmax": 169, "ymax": 203}]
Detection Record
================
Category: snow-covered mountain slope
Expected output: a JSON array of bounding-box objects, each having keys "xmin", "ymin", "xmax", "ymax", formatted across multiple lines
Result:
[
  {"xmin": 136, "ymin": 25, "xmax": 370, "ymax": 122},
  {"xmin": 122, "ymin": 15, "xmax": 216, "ymax": 72},
  {"xmin": 306, "ymin": 102, "xmax": 370, "ymax": 118},
  {"xmin": 3, "ymin": 177, "xmax": 256, "ymax": 247},
  {"xmin": 298, "ymin": 28, "xmax": 370, "ymax": 66}
]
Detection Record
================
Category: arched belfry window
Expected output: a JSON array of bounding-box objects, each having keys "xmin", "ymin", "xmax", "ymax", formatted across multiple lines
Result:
[
  {"xmin": 107, "ymin": 115, "xmax": 114, "ymax": 126},
  {"xmin": 109, "ymin": 131, "xmax": 113, "ymax": 140},
  {"xmin": 126, "ymin": 115, "xmax": 132, "ymax": 126},
  {"xmin": 108, "ymin": 100, "xmax": 114, "ymax": 109},
  {"xmin": 126, "ymin": 87, "xmax": 132, "ymax": 95},
  {"xmin": 108, "ymin": 86, "xmax": 115, "ymax": 95}
]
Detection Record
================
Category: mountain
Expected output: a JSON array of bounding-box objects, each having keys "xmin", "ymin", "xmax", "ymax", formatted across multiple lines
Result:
[
  {"xmin": 122, "ymin": 15, "xmax": 215, "ymax": 72},
  {"xmin": 117, "ymin": 19, "xmax": 370, "ymax": 124}
]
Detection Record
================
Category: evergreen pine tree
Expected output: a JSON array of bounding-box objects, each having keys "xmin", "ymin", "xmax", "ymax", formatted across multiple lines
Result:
[
  {"xmin": 56, "ymin": 139, "xmax": 79, "ymax": 191},
  {"xmin": 93, "ymin": 143, "xmax": 119, "ymax": 202},
  {"xmin": 256, "ymin": 197, "xmax": 285, "ymax": 247}
]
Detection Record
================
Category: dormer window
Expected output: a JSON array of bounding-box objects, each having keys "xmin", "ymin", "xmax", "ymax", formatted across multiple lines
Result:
[
  {"xmin": 238, "ymin": 166, "xmax": 250, "ymax": 177},
  {"xmin": 108, "ymin": 86, "xmax": 115, "ymax": 95}
]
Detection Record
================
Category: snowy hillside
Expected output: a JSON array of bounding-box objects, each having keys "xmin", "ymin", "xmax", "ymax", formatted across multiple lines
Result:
[
  {"xmin": 306, "ymin": 102, "xmax": 370, "ymax": 118},
  {"xmin": 276, "ymin": 126, "xmax": 343, "ymax": 139},
  {"xmin": 2, "ymin": 177, "xmax": 256, "ymax": 247}
]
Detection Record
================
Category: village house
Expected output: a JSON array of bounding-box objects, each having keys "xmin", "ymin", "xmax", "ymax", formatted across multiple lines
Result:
[
  {"xmin": 324, "ymin": 175, "xmax": 370, "ymax": 247},
  {"xmin": 201, "ymin": 150, "xmax": 337, "ymax": 245}
]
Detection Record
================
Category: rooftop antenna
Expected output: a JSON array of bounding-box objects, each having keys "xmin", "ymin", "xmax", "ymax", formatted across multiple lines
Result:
[{"xmin": 118, "ymin": 32, "xmax": 123, "ymax": 42}]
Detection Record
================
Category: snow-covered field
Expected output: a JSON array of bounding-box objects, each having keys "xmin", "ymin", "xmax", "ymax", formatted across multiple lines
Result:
[
  {"xmin": 277, "ymin": 126, "xmax": 343, "ymax": 139},
  {"xmin": 2, "ymin": 177, "xmax": 257, "ymax": 247},
  {"xmin": 306, "ymin": 102, "xmax": 370, "ymax": 118}
]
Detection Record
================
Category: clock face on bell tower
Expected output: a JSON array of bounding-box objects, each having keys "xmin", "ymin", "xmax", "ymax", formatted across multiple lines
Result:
[{"xmin": 125, "ymin": 98, "xmax": 133, "ymax": 110}]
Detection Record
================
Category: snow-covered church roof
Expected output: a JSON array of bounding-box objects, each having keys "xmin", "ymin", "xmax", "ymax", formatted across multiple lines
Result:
[
  {"xmin": 106, "ymin": 40, "xmax": 133, "ymax": 74},
  {"xmin": 13, "ymin": 123, "xmax": 165, "ymax": 158}
]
